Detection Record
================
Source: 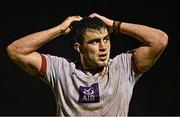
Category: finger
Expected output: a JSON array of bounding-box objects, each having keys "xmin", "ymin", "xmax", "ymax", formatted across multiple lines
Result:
[
  {"xmin": 89, "ymin": 13, "xmax": 105, "ymax": 21},
  {"xmin": 89, "ymin": 13, "xmax": 98, "ymax": 18},
  {"xmin": 64, "ymin": 28, "xmax": 71, "ymax": 34},
  {"xmin": 67, "ymin": 16, "xmax": 82, "ymax": 22},
  {"xmin": 73, "ymin": 16, "xmax": 83, "ymax": 20}
]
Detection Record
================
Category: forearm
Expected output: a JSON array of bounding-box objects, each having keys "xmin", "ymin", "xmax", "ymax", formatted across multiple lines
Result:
[
  {"xmin": 7, "ymin": 25, "xmax": 64, "ymax": 56},
  {"xmin": 118, "ymin": 22, "xmax": 168, "ymax": 47}
]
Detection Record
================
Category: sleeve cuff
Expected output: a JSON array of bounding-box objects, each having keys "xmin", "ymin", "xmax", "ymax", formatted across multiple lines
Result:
[{"xmin": 40, "ymin": 54, "xmax": 47, "ymax": 76}]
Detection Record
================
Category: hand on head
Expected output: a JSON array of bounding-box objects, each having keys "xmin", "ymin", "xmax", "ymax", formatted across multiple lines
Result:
[
  {"xmin": 61, "ymin": 13, "xmax": 114, "ymax": 35},
  {"xmin": 89, "ymin": 13, "xmax": 114, "ymax": 33},
  {"xmin": 60, "ymin": 16, "xmax": 83, "ymax": 34}
]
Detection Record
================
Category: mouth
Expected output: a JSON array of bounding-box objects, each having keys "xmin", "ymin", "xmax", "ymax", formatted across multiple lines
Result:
[{"xmin": 98, "ymin": 54, "xmax": 108, "ymax": 61}]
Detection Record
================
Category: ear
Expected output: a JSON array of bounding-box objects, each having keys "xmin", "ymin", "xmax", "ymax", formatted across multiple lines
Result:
[{"xmin": 74, "ymin": 43, "xmax": 82, "ymax": 53}]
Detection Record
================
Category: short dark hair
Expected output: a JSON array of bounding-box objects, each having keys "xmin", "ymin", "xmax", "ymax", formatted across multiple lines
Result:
[{"xmin": 70, "ymin": 17, "xmax": 107, "ymax": 44}]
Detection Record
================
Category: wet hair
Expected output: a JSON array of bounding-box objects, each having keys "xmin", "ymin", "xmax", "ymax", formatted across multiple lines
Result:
[{"xmin": 70, "ymin": 17, "xmax": 108, "ymax": 45}]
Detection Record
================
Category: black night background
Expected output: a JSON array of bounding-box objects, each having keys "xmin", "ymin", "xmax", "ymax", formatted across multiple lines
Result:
[{"xmin": 0, "ymin": 0, "xmax": 180, "ymax": 116}]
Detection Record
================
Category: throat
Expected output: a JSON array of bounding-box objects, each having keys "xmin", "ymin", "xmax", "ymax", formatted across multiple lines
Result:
[
  {"xmin": 82, "ymin": 64, "xmax": 104, "ymax": 75},
  {"xmin": 75, "ymin": 60, "xmax": 106, "ymax": 75},
  {"xmin": 84, "ymin": 67, "xmax": 104, "ymax": 75}
]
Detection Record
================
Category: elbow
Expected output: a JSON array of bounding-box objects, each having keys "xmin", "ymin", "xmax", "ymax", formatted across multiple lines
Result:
[
  {"xmin": 6, "ymin": 44, "xmax": 15, "ymax": 59},
  {"xmin": 160, "ymin": 31, "xmax": 168, "ymax": 48},
  {"xmin": 6, "ymin": 44, "xmax": 19, "ymax": 61},
  {"xmin": 155, "ymin": 30, "xmax": 169, "ymax": 50}
]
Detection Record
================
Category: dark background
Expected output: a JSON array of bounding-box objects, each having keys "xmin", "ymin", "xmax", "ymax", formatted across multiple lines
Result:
[{"xmin": 0, "ymin": 0, "xmax": 180, "ymax": 116}]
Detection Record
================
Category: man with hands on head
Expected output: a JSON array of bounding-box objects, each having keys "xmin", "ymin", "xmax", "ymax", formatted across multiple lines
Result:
[{"xmin": 7, "ymin": 13, "xmax": 168, "ymax": 116}]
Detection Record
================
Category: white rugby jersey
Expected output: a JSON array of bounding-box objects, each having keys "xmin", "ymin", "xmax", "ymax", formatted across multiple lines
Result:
[{"xmin": 40, "ymin": 52, "xmax": 142, "ymax": 116}]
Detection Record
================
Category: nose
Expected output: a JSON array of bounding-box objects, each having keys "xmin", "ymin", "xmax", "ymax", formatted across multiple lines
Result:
[{"xmin": 99, "ymin": 41, "xmax": 106, "ymax": 51}]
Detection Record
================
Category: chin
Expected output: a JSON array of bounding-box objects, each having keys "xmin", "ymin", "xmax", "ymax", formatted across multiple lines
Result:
[{"xmin": 97, "ymin": 61, "xmax": 108, "ymax": 67}]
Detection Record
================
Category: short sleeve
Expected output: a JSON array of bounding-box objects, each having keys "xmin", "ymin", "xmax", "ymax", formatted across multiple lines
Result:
[
  {"xmin": 111, "ymin": 52, "xmax": 143, "ymax": 84},
  {"xmin": 40, "ymin": 54, "xmax": 67, "ymax": 87}
]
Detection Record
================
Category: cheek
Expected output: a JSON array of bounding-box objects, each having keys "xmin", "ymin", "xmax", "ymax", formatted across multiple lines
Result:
[
  {"xmin": 109, "ymin": 44, "xmax": 111, "ymax": 50},
  {"xmin": 107, "ymin": 43, "xmax": 111, "ymax": 51},
  {"xmin": 107, "ymin": 42, "xmax": 111, "ymax": 47},
  {"xmin": 84, "ymin": 46, "xmax": 99, "ymax": 57}
]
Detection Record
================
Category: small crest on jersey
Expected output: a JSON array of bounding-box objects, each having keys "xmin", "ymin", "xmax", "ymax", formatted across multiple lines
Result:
[{"xmin": 78, "ymin": 83, "xmax": 100, "ymax": 103}]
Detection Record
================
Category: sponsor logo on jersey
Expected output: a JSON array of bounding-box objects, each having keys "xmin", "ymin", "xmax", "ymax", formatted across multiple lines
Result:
[{"xmin": 78, "ymin": 83, "xmax": 100, "ymax": 103}]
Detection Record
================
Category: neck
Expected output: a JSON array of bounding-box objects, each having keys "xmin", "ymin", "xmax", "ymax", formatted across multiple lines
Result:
[
  {"xmin": 76, "ymin": 60, "xmax": 104, "ymax": 75},
  {"xmin": 83, "ymin": 67, "xmax": 104, "ymax": 75}
]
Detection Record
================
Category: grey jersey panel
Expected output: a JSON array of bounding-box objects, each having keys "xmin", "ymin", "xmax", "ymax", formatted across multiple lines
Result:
[{"xmin": 43, "ymin": 52, "xmax": 142, "ymax": 116}]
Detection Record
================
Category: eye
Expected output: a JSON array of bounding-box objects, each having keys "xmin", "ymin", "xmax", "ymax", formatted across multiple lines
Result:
[
  {"xmin": 103, "ymin": 37, "xmax": 109, "ymax": 43},
  {"xmin": 88, "ymin": 40, "xmax": 100, "ymax": 45},
  {"xmin": 92, "ymin": 41, "xmax": 97, "ymax": 45}
]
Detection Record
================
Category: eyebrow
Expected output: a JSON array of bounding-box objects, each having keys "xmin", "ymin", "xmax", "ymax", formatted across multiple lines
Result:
[{"xmin": 88, "ymin": 35, "xmax": 109, "ymax": 41}]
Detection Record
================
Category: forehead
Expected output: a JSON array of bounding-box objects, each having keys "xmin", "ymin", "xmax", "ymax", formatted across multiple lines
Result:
[{"xmin": 83, "ymin": 28, "xmax": 109, "ymax": 41}]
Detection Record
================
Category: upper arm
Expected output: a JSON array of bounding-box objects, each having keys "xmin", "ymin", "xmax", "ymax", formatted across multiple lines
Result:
[
  {"xmin": 11, "ymin": 52, "xmax": 43, "ymax": 76},
  {"xmin": 119, "ymin": 22, "xmax": 168, "ymax": 73},
  {"xmin": 132, "ymin": 39, "xmax": 168, "ymax": 72}
]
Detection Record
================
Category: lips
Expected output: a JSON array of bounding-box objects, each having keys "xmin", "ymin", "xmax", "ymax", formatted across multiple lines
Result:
[
  {"xmin": 98, "ymin": 54, "xmax": 107, "ymax": 61},
  {"xmin": 99, "ymin": 54, "xmax": 107, "ymax": 57}
]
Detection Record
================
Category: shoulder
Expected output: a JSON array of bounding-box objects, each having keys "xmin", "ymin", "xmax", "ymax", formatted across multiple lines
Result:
[
  {"xmin": 111, "ymin": 50, "xmax": 134, "ymax": 63},
  {"xmin": 40, "ymin": 54, "xmax": 75, "ymax": 75},
  {"xmin": 42, "ymin": 54, "xmax": 73, "ymax": 64}
]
